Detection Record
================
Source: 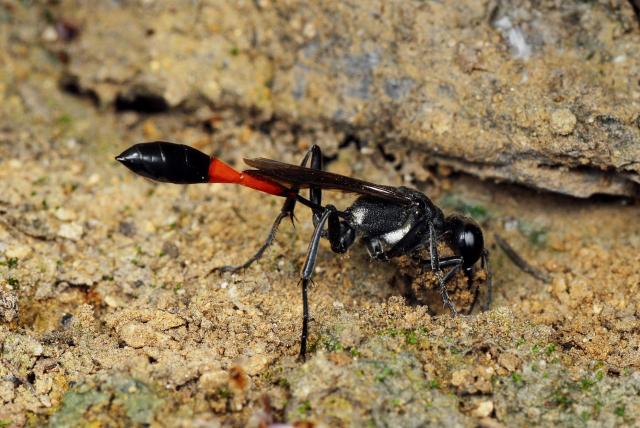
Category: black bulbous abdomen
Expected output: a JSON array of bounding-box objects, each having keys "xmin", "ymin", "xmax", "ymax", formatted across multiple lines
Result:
[{"xmin": 116, "ymin": 141, "xmax": 210, "ymax": 184}]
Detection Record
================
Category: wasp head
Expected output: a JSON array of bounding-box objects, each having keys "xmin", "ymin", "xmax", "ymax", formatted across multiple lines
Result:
[{"xmin": 445, "ymin": 215, "xmax": 484, "ymax": 268}]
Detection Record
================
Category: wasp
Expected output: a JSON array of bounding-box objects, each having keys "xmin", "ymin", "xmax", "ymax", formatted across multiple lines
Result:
[{"xmin": 117, "ymin": 141, "xmax": 491, "ymax": 359}]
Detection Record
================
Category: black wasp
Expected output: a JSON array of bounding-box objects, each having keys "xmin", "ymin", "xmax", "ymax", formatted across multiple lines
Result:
[{"xmin": 116, "ymin": 142, "xmax": 492, "ymax": 359}]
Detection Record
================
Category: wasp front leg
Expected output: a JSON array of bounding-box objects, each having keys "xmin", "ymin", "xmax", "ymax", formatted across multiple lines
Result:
[{"xmin": 428, "ymin": 222, "xmax": 459, "ymax": 315}]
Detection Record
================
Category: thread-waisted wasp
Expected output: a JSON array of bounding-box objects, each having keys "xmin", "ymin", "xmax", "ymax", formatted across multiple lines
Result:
[{"xmin": 116, "ymin": 141, "xmax": 492, "ymax": 359}]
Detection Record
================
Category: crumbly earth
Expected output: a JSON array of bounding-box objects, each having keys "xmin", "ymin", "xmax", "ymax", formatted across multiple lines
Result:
[{"xmin": 1, "ymin": 3, "xmax": 640, "ymax": 428}]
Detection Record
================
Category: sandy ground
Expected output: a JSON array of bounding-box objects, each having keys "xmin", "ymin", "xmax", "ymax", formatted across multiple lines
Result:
[{"xmin": 1, "ymin": 3, "xmax": 640, "ymax": 428}]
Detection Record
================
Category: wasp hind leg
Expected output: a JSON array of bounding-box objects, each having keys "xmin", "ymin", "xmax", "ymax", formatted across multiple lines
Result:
[
  {"xmin": 215, "ymin": 197, "xmax": 296, "ymax": 273},
  {"xmin": 214, "ymin": 145, "xmax": 323, "ymax": 273}
]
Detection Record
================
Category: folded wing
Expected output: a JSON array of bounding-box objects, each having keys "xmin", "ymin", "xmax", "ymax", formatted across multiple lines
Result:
[{"xmin": 244, "ymin": 157, "xmax": 412, "ymax": 205}]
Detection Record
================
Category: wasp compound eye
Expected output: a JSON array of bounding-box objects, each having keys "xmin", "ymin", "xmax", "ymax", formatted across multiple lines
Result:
[
  {"xmin": 446, "ymin": 215, "xmax": 484, "ymax": 268},
  {"xmin": 116, "ymin": 141, "xmax": 211, "ymax": 184}
]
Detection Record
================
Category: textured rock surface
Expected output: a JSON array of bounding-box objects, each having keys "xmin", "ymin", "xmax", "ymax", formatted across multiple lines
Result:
[
  {"xmin": 57, "ymin": 0, "xmax": 640, "ymax": 197},
  {"xmin": 2, "ymin": 2, "xmax": 640, "ymax": 427}
]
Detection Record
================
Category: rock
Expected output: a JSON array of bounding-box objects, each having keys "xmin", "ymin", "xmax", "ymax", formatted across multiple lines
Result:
[
  {"xmin": 146, "ymin": 311, "xmax": 185, "ymax": 331},
  {"xmin": 0, "ymin": 380, "xmax": 15, "ymax": 403},
  {"xmin": 550, "ymin": 109, "xmax": 577, "ymax": 136},
  {"xmin": 0, "ymin": 288, "xmax": 18, "ymax": 322},
  {"xmin": 198, "ymin": 370, "xmax": 228, "ymax": 393},
  {"xmin": 3, "ymin": 334, "xmax": 43, "ymax": 372},
  {"xmin": 161, "ymin": 241, "xmax": 179, "ymax": 259},
  {"xmin": 450, "ymin": 369, "xmax": 471, "ymax": 387},
  {"xmin": 118, "ymin": 221, "xmax": 136, "ymax": 237},
  {"xmin": 118, "ymin": 322, "xmax": 169, "ymax": 348},
  {"xmin": 54, "ymin": 208, "xmax": 77, "ymax": 221},
  {"xmin": 497, "ymin": 352, "xmax": 521, "ymax": 372},
  {"xmin": 242, "ymin": 354, "xmax": 271, "ymax": 376},
  {"xmin": 57, "ymin": 223, "xmax": 83, "ymax": 241},
  {"xmin": 5, "ymin": 245, "xmax": 32, "ymax": 259},
  {"xmin": 59, "ymin": 1, "xmax": 640, "ymax": 198},
  {"xmin": 472, "ymin": 400, "xmax": 494, "ymax": 418}
]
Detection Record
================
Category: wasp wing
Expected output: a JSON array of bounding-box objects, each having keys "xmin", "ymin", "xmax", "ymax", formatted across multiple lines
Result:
[{"xmin": 243, "ymin": 157, "xmax": 412, "ymax": 205}]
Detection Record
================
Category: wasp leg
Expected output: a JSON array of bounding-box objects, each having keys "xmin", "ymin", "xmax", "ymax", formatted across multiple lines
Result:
[
  {"xmin": 437, "ymin": 255, "xmax": 486, "ymax": 315},
  {"xmin": 442, "ymin": 262, "xmax": 462, "ymax": 288},
  {"xmin": 214, "ymin": 196, "xmax": 296, "ymax": 273},
  {"xmin": 303, "ymin": 145, "xmax": 323, "ymax": 226},
  {"xmin": 298, "ymin": 205, "xmax": 337, "ymax": 360},
  {"xmin": 214, "ymin": 146, "xmax": 323, "ymax": 273},
  {"xmin": 438, "ymin": 256, "xmax": 463, "ymax": 269},
  {"xmin": 382, "ymin": 218, "xmax": 460, "ymax": 315},
  {"xmin": 429, "ymin": 222, "xmax": 459, "ymax": 315},
  {"xmin": 481, "ymin": 249, "xmax": 493, "ymax": 311},
  {"xmin": 461, "ymin": 267, "xmax": 480, "ymax": 315}
]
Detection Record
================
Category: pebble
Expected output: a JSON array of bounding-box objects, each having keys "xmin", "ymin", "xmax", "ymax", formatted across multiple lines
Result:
[
  {"xmin": 161, "ymin": 241, "xmax": 179, "ymax": 258},
  {"xmin": 497, "ymin": 352, "xmax": 521, "ymax": 372},
  {"xmin": 0, "ymin": 290, "xmax": 18, "ymax": 322},
  {"xmin": 118, "ymin": 322, "xmax": 168, "ymax": 348},
  {"xmin": 0, "ymin": 380, "xmax": 15, "ymax": 403},
  {"xmin": 450, "ymin": 369, "xmax": 471, "ymax": 386},
  {"xmin": 5, "ymin": 245, "xmax": 32, "ymax": 259},
  {"xmin": 4, "ymin": 334, "xmax": 43, "ymax": 359},
  {"xmin": 472, "ymin": 400, "xmax": 494, "ymax": 418},
  {"xmin": 8, "ymin": 159, "xmax": 22, "ymax": 169},
  {"xmin": 103, "ymin": 295, "xmax": 120, "ymax": 308},
  {"xmin": 57, "ymin": 223, "xmax": 84, "ymax": 241},
  {"xmin": 550, "ymin": 108, "xmax": 577, "ymax": 135},
  {"xmin": 147, "ymin": 311, "xmax": 185, "ymax": 331},
  {"xmin": 198, "ymin": 370, "xmax": 228, "ymax": 393},
  {"xmin": 41, "ymin": 26, "xmax": 58, "ymax": 42},
  {"xmin": 87, "ymin": 173, "xmax": 101, "ymax": 185},
  {"xmin": 243, "ymin": 354, "xmax": 270, "ymax": 376},
  {"xmin": 54, "ymin": 208, "xmax": 77, "ymax": 221}
]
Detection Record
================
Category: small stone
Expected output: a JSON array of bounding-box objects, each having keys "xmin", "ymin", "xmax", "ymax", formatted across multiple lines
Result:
[
  {"xmin": 451, "ymin": 369, "xmax": 471, "ymax": 386},
  {"xmin": 472, "ymin": 400, "xmax": 494, "ymax": 418},
  {"xmin": 147, "ymin": 311, "xmax": 185, "ymax": 331},
  {"xmin": 118, "ymin": 322, "xmax": 168, "ymax": 348},
  {"xmin": 104, "ymin": 295, "xmax": 120, "ymax": 308},
  {"xmin": 39, "ymin": 394, "xmax": 52, "ymax": 407},
  {"xmin": 87, "ymin": 173, "xmax": 101, "ymax": 185},
  {"xmin": 34, "ymin": 375, "xmax": 53, "ymax": 395},
  {"xmin": 57, "ymin": 223, "xmax": 83, "ymax": 241},
  {"xmin": 4, "ymin": 334, "xmax": 43, "ymax": 359},
  {"xmin": 498, "ymin": 352, "xmax": 521, "ymax": 372},
  {"xmin": 428, "ymin": 110, "xmax": 453, "ymax": 134},
  {"xmin": 198, "ymin": 370, "xmax": 228, "ymax": 393},
  {"xmin": 161, "ymin": 241, "xmax": 179, "ymax": 258},
  {"xmin": 0, "ymin": 290, "xmax": 18, "ymax": 322},
  {"xmin": 54, "ymin": 208, "xmax": 77, "ymax": 221},
  {"xmin": 550, "ymin": 108, "xmax": 577, "ymax": 135},
  {"xmin": 0, "ymin": 380, "xmax": 15, "ymax": 403},
  {"xmin": 302, "ymin": 22, "xmax": 316, "ymax": 39},
  {"xmin": 118, "ymin": 221, "xmax": 136, "ymax": 237},
  {"xmin": 243, "ymin": 354, "xmax": 270, "ymax": 376},
  {"xmin": 41, "ymin": 26, "xmax": 58, "ymax": 42},
  {"xmin": 142, "ymin": 119, "xmax": 160, "ymax": 140},
  {"xmin": 8, "ymin": 159, "xmax": 22, "ymax": 169},
  {"xmin": 527, "ymin": 407, "xmax": 541, "ymax": 419},
  {"xmin": 5, "ymin": 245, "xmax": 32, "ymax": 259}
]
